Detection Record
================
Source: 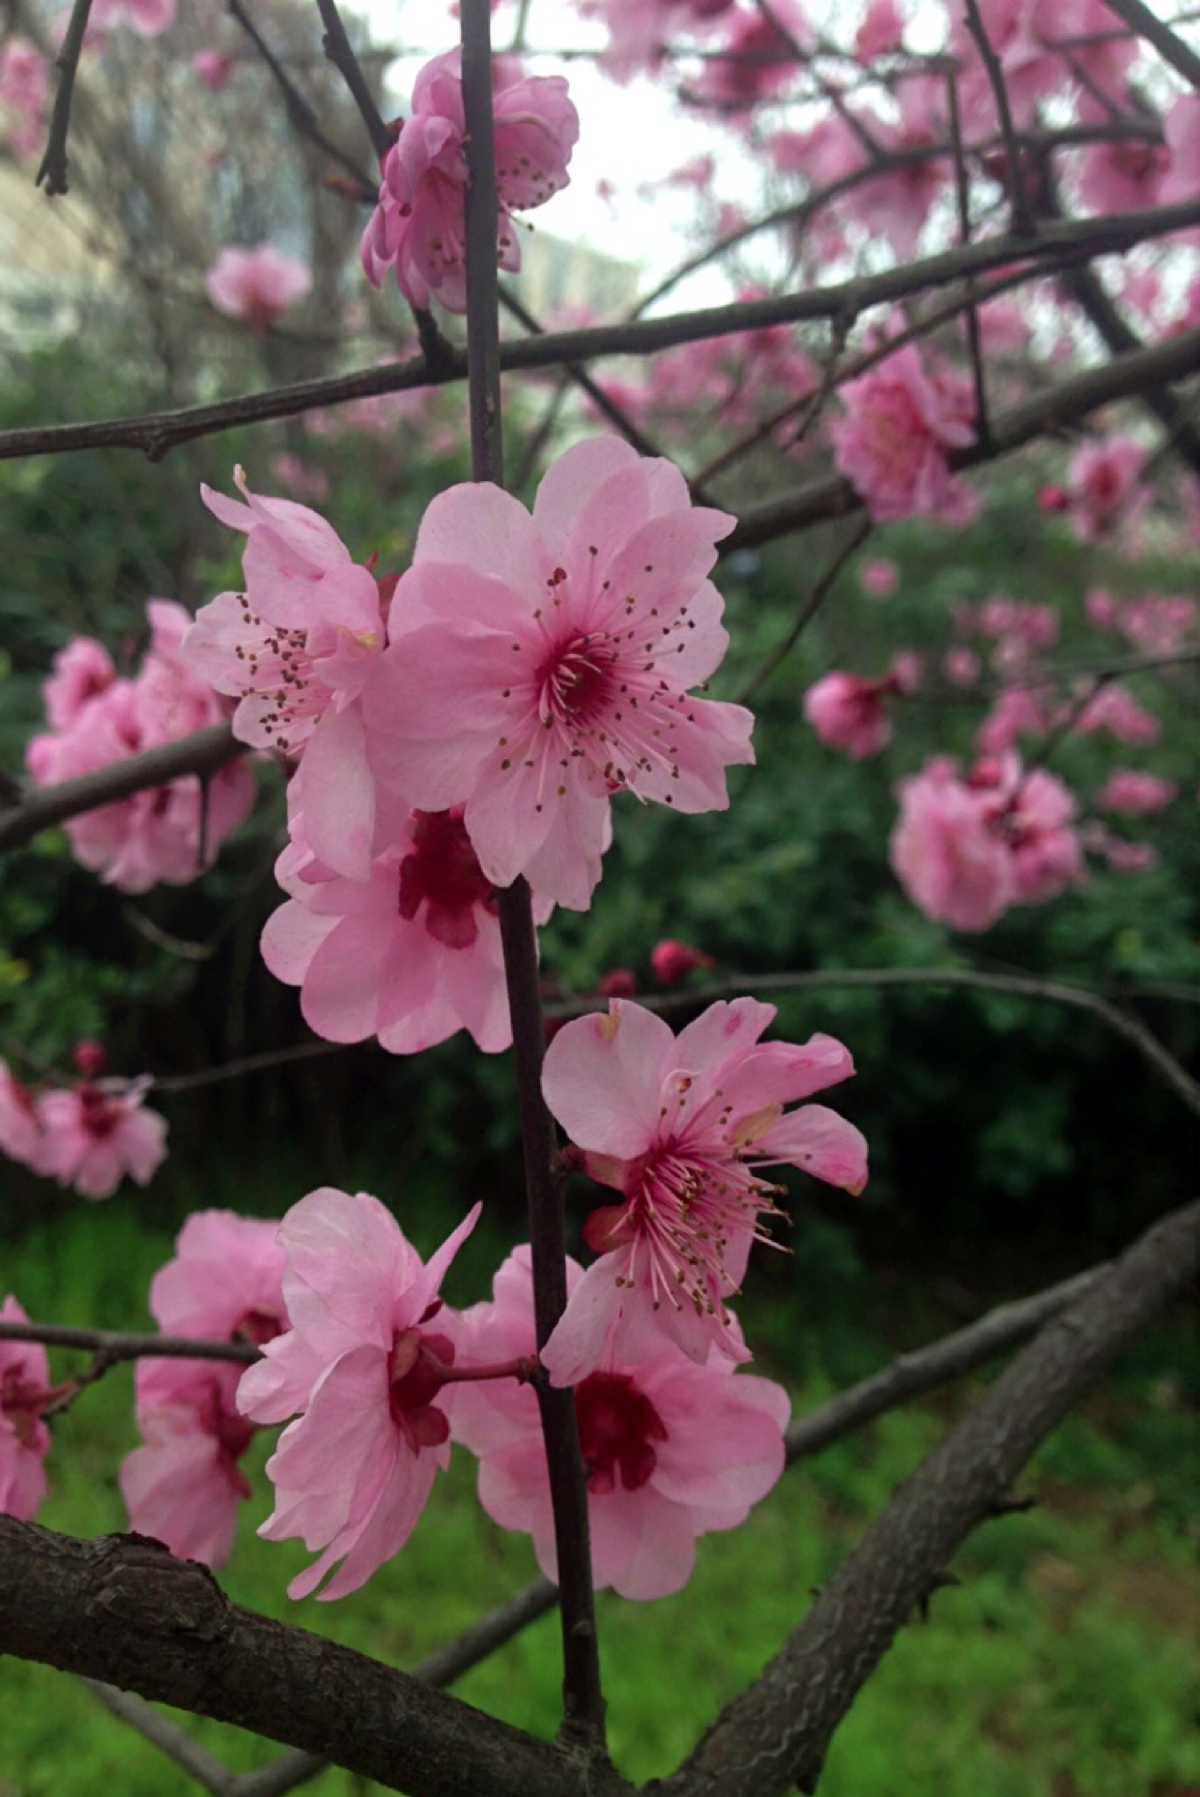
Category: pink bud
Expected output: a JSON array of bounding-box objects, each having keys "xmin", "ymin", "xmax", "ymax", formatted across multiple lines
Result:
[
  {"xmin": 1038, "ymin": 483, "xmax": 1069, "ymax": 513},
  {"xmin": 72, "ymin": 1041, "xmax": 106, "ymax": 1080},
  {"xmin": 596, "ymin": 967, "xmax": 638, "ymax": 999},
  {"xmin": 651, "ymin": 940, "xmax": 716, "ymax": 985}
]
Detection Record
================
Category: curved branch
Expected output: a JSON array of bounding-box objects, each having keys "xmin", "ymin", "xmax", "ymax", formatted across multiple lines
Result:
[
  {"xmin": 665, "ymin": 1196, "xmax": 1200, "ymax": 1797},
  {"xmin": 0, "ymin": 1526, "xmax": 631, "ymax": 1797}
]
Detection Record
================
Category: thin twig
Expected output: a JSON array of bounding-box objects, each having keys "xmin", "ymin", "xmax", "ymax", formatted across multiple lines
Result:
[
  {"xmin": 225, "ymin": 0, "xmax": 376, "ymax": 196},
  {"xmin": 737, "ymin": 518, "xmax": 872, "ymax": 703},
  {"xmin": 313, "ymin": 0, "xmax": 390, "ymax": 158},
  {"xmin": 946, "ymin": 62, "xmax": 990, "ymax": 448},
  {"xmin": 87, "ymin": 1683, "xmax": 238, "ymax": 1796},
  {"xmin": 960, "ymin": 0, "xmax": 1036, "ymax": 234},
  {"xmin": 35, "ymin": 0, "xmax": 93, "ymax": 195}
]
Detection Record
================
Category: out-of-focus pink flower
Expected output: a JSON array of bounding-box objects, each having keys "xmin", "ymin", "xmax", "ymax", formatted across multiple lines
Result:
[
  {"xmin": 856, "ymin": 0, "xmax": 905, "ymax": 59},
  {"xmin": 1078, "ymin": 135, "xmax": 1167, "ymax": 216},
  {"xmin": 121, "ymin": 1212, "xmax": 288, "ymax": 1567},
  {"xmin": 1116, "ymin": 594, "xmax": 1197, "ymax": 655},
  {"xmin": 540, "ymin": 998, "xmax": 866, "ymax": 1378},
  {"xmin": 261, "ymin": 801, "xmax": 552, "ymax": 1055},
  {"xmin": 238, "ymin": 1188, "xmax": 480, "ymax": 1600},
  {"xmin": 587, "ymin": 0, "xmax": 734, "ymax": 82},
  {"xmin": 448, "ymin": 1247, "xmax": 789, "ymax": 1600},
  {"xmin": 35, "ymin": 1076, "xmax": 167, "ymax": 1199},
  {"xmin": 839, "ymin": 84, "xmax": 947, "ymax": 260},
  {"xmin": 365, "ymin": 437, "xmax": 755, "ymax": 911},
  {"xmin": 0, "ymin": 1062, "xmax": 48, "ymax": 1174},
  {"xmin": 361, "ymin": 49, "xmax": 578, "ymax": 313},
  {"xmin": 1071, "ymin": 681, "xmax": 1160, "ymax": 744},
  {"xmin": 1038, "ymin": 482, "xmax": 1069, "ymax": 513},
  {"xmin": 650, "ymin": 939, "xmax": 715, "ymax": 985},
  {"xmin": 1094, "ymin": 770, "xmax": 1176, "ymax": 815},
  {"xmin": 943, "ymin": 646, "xmax": 980, "ymax": 686},
  {"xmin": 1089, "ymin": 829, "xmax": 1159, "ymax": 872},
  {"xmin": 832, "ymin": 342, "xmax": 976, "ymax": 523},
  {"xmin": 28, "ymin": 602, "xmax": 255, "ymax": 893},
  {"xmin": 976, "ymin": 685, "xmax": 1049, "ymax": 753},
  {"xmin": 89, "ymin": 0, "xmax": 174, "ymax": 36},
  {"xmin": 596, "ymin": 967, "xmax": 638, "ymax": 998},
  {"xmin": 0, "ymin": 1296, "xmax": 52, "ymax": 1521},
  {"xmin": 803, "ymin": 671, "xmax": 893, "ymax": 759},
  {"xmin": 891, "ymin": 753, "xmax": 1084, "ymax": 929},
  {"xmin": 692, "ymin": 0, "xmax": 810, "ymax": 113},
  {"xmin": 192, "ymin": 48, "xmax": 234, "ymax": 90},
  {"xmin": 36, "ymin": 629, "xmax": 96, "ymax": 720},
  {"xmin": 205, "ymin": 245, "xmax": 312, "ymax": 332},
  {"xmin": 1085, "ymin": 587, "xmax": 1119, "ymax": 629},
  {"xmin": 951, "ymin": 0, "xmax": 1133, "ymax": 133},
  {"xmin": 0, "ymin": 40, "xmax": 49, "ymax": 161},
  {"xmin": 860, "ymin": 558, "xmax": 898, "ymax": 598},
  {"xmin": 1066, "ymin": 437, "xmax": 1148, "ymax": 543},
  {"xmin": 1160, "ymin": 94, "xmax": 1200, "ymax": 206},
  {"xmin": 268, "ymin": 453, "xmax": 330, "ymax": 504},
  {"xmin": 891, "ymin": 757, "xmax": 1013, "ymax": 930}
]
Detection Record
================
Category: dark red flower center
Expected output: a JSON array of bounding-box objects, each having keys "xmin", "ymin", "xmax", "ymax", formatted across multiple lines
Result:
[
  {"xmin": 574, "ymin": 1371, "xmax": 668, "ymax": 1495},
  {"xmin": 398, "ymin": 809, "xmax": 497, "ymax": 950},
  {"xmin": 388, "ymin": 1329, "xmax": 455, "ymax": 1454},
  {"xmin": 538, "ymin": 633, "xmax": 619, "ymax": 728},
  {"xmin": 78, "ymin": 1085, "xmax": 120, "ymax": 1141}
]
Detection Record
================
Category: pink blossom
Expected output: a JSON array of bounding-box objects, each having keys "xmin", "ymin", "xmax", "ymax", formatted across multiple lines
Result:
[
  {"xmin": 268, "ymin": 453, "xmax": 330, "ymax": 504},
  {"xmin": 88, "ymin": 0, "xmax": 174, "ymax": 36},
  {"xmin": 0, "ymin": 1297, "xmax": 52, "ymax": 1521},
  {"xmin": 839, "ymin": 86, "xmax": 948, "ymax": 260},
  {"xmin": 1115, "ymin": 594, "xmax": 1197, "ymax": 656},
  {"xmin": 35, "ymin": 1076, "xmax": 167, "ymax": 1199},
  {"xmin": 184, "ymin": 469, "xmax": 387, "ymax": 878},
  {"xmin": 1089, "ymin": 829, "xmax": 1159, "ymax": 872},
  {"xmin": 261, "ymin": 801, "xmax": 551, "ymax": 1055},
  {"xmin": 1094, "ymin": 770, "xmax": 1176, "ymax": 815},
  {"xmin": 121, "ymin": 1213, "xmax": 288, "ymax": 1567},
  {"xmin": 856, "ymin": 0, "xmax": 905, "ymax": 59},
  {"xmin": 831, "ymin": 342, "xmax": 976, "ymax": 523},
  {"xmin": 448, "ymin": 1248, "xmax": 788, "ymax": 1600},
  {"xmin": 29, "ymin": 605, "xmax": 255, "ymax": 893},
  {"xmin": 0, "ymin": 1061, "xmax": 49, "ymax": 1173},
  {"xmin": 1071, "ymin": 681, "xmax": 1160, "ymax": 745},
  {"xmin": 650, "ymin": 939, "xmax": 715, "ymax": 985},
  {"xmin": 42, "ymin": 637, "xmax": 116, "ymax": 730},
  {"xmin": 1085, "ymin": 587, "xmax": 1120, "ymax": 629},
  {"xmin": 976, "ymin": 686, "xmax": 1049, "ymax": 754},
  {"xmin": 943, "ymin": 646, "xmax": 981, "ymax": 686},
  {"xmin": 891, "ymin": 754, "xmax": 1083, "ymax": 929},
  {"xmin": 361, "ymin": 50, "xmax": 578, "ymax": 314},
  {"xmin": 237, "ymin": 1189, "xmax": 480, "ymax": 1601},
  {"xmin": 860, "ymin": 559, "xmax": 898, "ymax": 598},
  {"xmin": 364, "ymin": 438, "xmax": 755, "ymax": 911},
  {"xmin": 540, "ymin": 998, "xmax": 866, "ymax": 1378},
  {"xmin": 891, "ymin": 757, "xmax": 1014, "ymax": 931},
  {"xmin": 1078, "ymin": 135, "xmax": 1167, "ymax": 216},
  {"xmin": 803, "ymin": 670, "xmax": 900, "ymax": 759},
  {"xmin": 587, "ymin": 0, "xmax": 734, "ymax": 83},
  {"xmin": 1066, "ymin": 437, "xmax": 1148, "ymax": 543},
  {"xmin": 692, "ymin": 0, "xmax": 810, "ymax": 114},
  {"xmin": 1160, "ymin": 94, "xmax": 1200, "ymax": 206},
  {"xmin": 205, "ymin": 245, "xmax": 312, "ymax": 331},
  {"xmin": 192, "ymin": 49, "xmax": 234, "ymax": 91},
  {"xmin": 0, "ymin": 40, "xmax": 49, "ymax": 161}
]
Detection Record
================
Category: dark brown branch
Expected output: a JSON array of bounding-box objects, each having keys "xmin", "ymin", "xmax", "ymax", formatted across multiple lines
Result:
[
  {"xmin": 460, "ymin": 0, "xmax": 604, "ymax": 1750},
  {"xmin": 0, "ymin": 1319, "xmax": 258, "ymax": 1365},
  {"xmin": 727, "ymin": 319, "xmax": 1200, "ymax": 549},
  {"xmin": 35, "ymin": 0, "xmax": 93, "ymax": 195},
  {"xmin": 313, "ymin": 0, "xmax": 391, "ymax": 159},
  {"xmin": 666, "ymin": 1197, "xmax": 1200, "ymax": 1797},
  {"xmin": 3, "ymin": 199, "xmax": 1199, "ymax": 464},
  {"xmin": 225, "ymin": 0, "xmax": 376, "ymax": 196},
  {"xmin": 1099, "ymin": 0, "xmax": 1200, "ymax": 87},
  {"xmin": 737, "ymin": 518, "xmax": 872, "ymax": 704},
  {"xmin": 0, "ymin": 1525, "xmax": 631, "ymax": 1797},
  {"xmin": 960, "ymin": 0, "xmax": 1036, "ymax": 232},
  {"xmin": 0, "ymin": 723, "xmax": 244, "ymax": 854}
]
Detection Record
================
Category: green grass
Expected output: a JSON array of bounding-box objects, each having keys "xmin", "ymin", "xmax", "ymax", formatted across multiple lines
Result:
[{"xmin": 4, "ymin": 1198, "xmax": 1198, "ymax": 1796}]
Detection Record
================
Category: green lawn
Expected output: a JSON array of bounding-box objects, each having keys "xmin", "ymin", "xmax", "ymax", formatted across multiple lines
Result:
[{"xmin": 3, "ymin": 1200, "xmax": 1198, "ymax": 1796}]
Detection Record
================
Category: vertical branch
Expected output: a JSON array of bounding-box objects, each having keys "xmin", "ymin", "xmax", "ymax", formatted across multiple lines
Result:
[
  {"xmin": 946, "ymin": 64, "xmax": 990, "ymax": 449},
  {"xmin": 458, "ymin": 0, "xmax": 606, "ymax": 1751},
  {"xmin": 960, "ymin": 0, "xmax": 1035, "ymax": 235},
  {"xmin": 35, "ymin": 0, "xmax": 94, "ymax": 195}
]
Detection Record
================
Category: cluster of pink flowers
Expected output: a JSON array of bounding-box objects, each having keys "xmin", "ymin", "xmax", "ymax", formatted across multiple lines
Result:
[
  {"xmin": 122, "ymin": 1212, "xmax": 288, "ymax": 1566},
  {"xmin": 0, "ymin": 1045, "xmax": 167, "ymax": 1200},
  {"xmin": 204, "ymin": 245, "xmax": 312, "ymax": 332},
  {"xmin": 361, "ymin": 50, "xmax": 578, "ymax": 314},
  {"xmin": 890, "ymin": 754, "xmax": 1085, "ymax": 932},
  {"xmin": 27, "ymin": 601, "xmax": 255, "ymax": 893},
  {"xmin": 185, "ymin": 439, "xmax": 754, "ymax": 1054},
  {"xmin": 0, "ymin": 39, "xmax": 48, "ymax": 161},
  {"xmin": 831, "ymin": 340, "xmax": 977, "ymax": 524}
]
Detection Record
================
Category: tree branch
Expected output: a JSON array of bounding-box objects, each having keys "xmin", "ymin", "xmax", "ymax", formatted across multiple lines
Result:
[
  {"xmin": 0, "ymin": 1526, "xmax": 630, "ymax": 1797},
  {"xmin": 0, "ymin": 723, "xmax": 244, "ymax": 854},
  {"xmin": 35, "ymin": 0, "xmax": 93, "ymax": 195},
  {"xmin": 1098, "ymin": 0, "xmax": 1200, "ymax": 88},
  {"xmin": 665, "ymin": 1196, "xmax": 1200, "ymax": 1797},
  {"xmin": 2, "ymin": 200, "xmax": 1198, "ymax": 464}
]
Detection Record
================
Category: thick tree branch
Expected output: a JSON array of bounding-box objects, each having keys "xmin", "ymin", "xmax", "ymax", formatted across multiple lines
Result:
[
  {"xmin": 1099, "ymin": 0, "xmax": 1200, "ymax": 88},
  {"xmin": 664, "ymin": 1197, "xmax": 1200, "ymax": 1797},
  {"xmin": 0, "ymin": 1526, "xmax": 630, "ymax": 1797},
  {"xmin": 2, "ymin": 200, "xmax": 1198, "ymax": 463}
]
